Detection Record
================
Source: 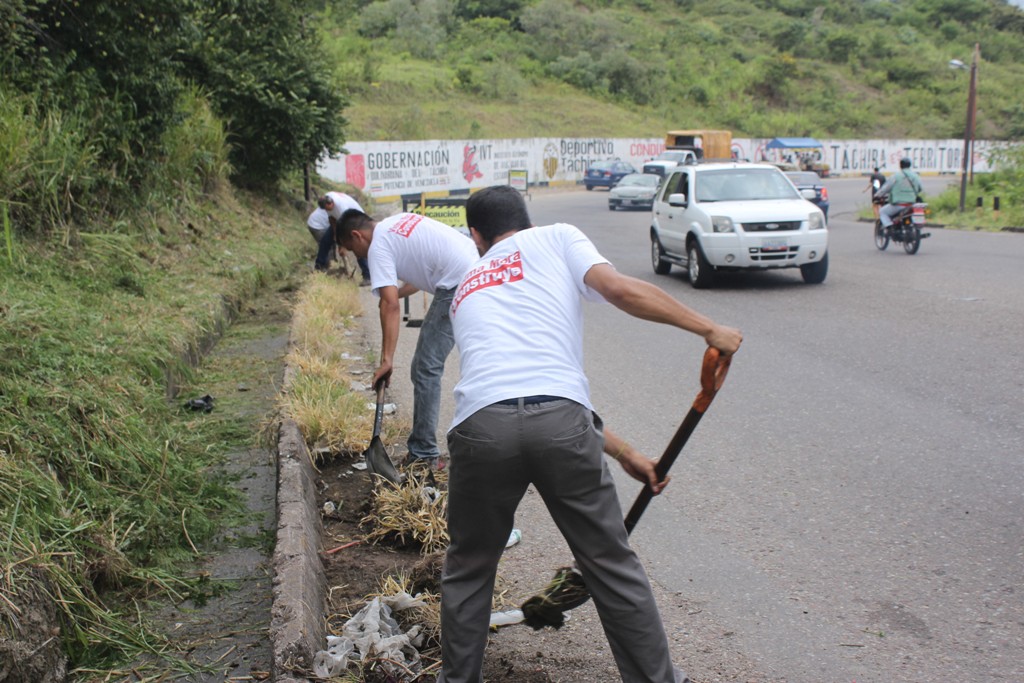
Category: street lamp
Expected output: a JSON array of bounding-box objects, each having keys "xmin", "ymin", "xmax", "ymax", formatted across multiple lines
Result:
[{"xmin": 949, "ymin": 44, "xmax": 980, "ymax": 212}]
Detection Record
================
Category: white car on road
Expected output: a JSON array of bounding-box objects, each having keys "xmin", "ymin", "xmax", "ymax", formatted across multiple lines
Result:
[{"xmin": 649, "ymin": 162, "xmax": 828, "ymax": 287}]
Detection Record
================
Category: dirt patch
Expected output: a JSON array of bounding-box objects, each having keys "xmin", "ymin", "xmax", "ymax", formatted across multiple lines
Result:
[
  {"xmin": 0, "ymin": 568, "xmax": 68, "ymax": 683},
  {"xmin": 315, "ymin": 456, "xmax": 557, "ymax": 682},
  {"xmin": 296, "ymin": 279, "xmax": 772, "ymax": 683}
]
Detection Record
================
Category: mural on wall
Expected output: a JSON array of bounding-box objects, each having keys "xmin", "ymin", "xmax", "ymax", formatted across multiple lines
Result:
[{"xmin": 319, "ymin": 137, "xmax": 998, "ymax": 200}]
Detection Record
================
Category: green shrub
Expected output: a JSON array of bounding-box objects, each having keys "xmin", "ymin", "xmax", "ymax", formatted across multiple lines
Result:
[
  {"xmin": 0, "ymin": 85, "xmax": 100, "ymax": 235},
  {"xmin": 158, "ymin": 86, "xmax": 232, "ymax": 198}
]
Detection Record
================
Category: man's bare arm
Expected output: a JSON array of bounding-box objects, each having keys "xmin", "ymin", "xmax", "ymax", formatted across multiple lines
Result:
[
  {"xmin": 604, "ymin": 427, "xmax": 668, "ymax": 494},
  {"xmin": 584, "ymin": 263, "xmax": 742, "ymax": 354},
  {"xmin": 375, "ymin": 285, "xmax": 402, "ymax": 388}
]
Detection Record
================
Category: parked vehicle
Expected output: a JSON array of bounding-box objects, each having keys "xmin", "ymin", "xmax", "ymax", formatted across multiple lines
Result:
[
  {"xmin": 765, "ymin": 137, "xmax": 830, "ymax": 177},
  {"xmin": 650, "ymin": 162, "xmax": 828, "ymax": 288},
  {"xmin": 584, "ymin": 160, "xmax": 637, "ymax": 190},
  {"xmin": 642, "ymin": 150, "xmax": 696, "ymax": 177},
  {"xmin": 785, "ymin": 171, "xmax": 830, "ymax": 220},
  {"xmin": 664, "ymin": 129, "xmax": 733, "ymax": 160},
  {"xmin": 644, "ymin": 130, "xmax": 733, "ymax": 177},
  {"xmin": 874, "ymin": 202, "xmax": 930, "ymax": 255},
  {"xmin": 608, "ymin": 173, "xmax": 662, "ymax": 211}
]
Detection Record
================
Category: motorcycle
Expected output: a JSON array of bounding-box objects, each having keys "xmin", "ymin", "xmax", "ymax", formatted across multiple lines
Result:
[{"xmin": 875, "ymin": 200, "xmax": 930, "ymax": 255}]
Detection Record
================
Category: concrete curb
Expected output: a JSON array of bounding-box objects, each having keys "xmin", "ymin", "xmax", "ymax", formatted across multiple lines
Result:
[
  {"xmin": 270, "ymin": 360, "xmax": 326, "ymax": 681},
  {"xmin": 271, "ymin": 417, "xmax": 325, "ymax": 681}
]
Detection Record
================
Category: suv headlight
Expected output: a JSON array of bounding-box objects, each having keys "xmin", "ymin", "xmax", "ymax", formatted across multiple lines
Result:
[
  {"xmin": 808, "ymin": 213, "xmax": 825, "ymax": 230},
  {"xmin": 711, "ymin": 216, "xmax": 735, "ymax": 233}
]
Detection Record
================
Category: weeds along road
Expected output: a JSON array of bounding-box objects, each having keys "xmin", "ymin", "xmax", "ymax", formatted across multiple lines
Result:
[{"xmin": 517, "ymin": 178, "xmax": 1024, "ymax": 683}]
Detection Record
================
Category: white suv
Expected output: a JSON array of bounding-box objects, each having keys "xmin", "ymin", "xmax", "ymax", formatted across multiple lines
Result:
[{"xmin": 650, "ymin": 162, "xmax": 828, "ymax": 288}]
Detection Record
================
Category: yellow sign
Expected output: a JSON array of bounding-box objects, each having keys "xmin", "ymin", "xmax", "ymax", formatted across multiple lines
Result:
[
  {"xmin": 403, "ymin": 197, "xmax": 468, "ymax": 228},
  {"xmin": 508, "ymin": 169, "xmax": 528, "ymax": 192}
]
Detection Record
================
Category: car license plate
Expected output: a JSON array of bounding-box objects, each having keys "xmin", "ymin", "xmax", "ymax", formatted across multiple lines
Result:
[{"xmin": 761, "ymin": 238, "xmax": 788, "ymax": 251}]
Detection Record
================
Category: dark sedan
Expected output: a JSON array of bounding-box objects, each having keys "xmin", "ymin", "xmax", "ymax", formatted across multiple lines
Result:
[
  {"xmin": 785, "ymin": 171, "xmax": 830, "ymax": 220},
  {"xmin": 584, "ymin": 160, "xmax": 637, "ymax": 191}
]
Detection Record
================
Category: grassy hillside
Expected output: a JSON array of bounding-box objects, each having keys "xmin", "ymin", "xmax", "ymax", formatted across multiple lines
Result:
[{"xmin": 324, "ymin": 0, "xmax": 1024, "ymax": 142}]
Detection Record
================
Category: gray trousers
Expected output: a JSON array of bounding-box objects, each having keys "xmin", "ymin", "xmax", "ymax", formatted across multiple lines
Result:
[{"xmin": 439, "ymin": 399, "xmax": 687, "ymax": 683}]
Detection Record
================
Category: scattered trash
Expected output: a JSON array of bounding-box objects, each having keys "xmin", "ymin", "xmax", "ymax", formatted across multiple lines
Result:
[
  {"xmin": 341, "ymin": 352, "xmax": 364, "ymax": 361},
  {"xmin": 324, "ymin": 539, "xmax": 362, "ymax": 554},
  {"xmin": 313, "ymin": 593, "xmax": 427, "ymax": 680},
  {"xmin": 352, "ymin": 461, "xmax": 368, "ymax": 471},
  {"xmin": 505, "ymin": 528, "xmax": 522, "ymax": 548},
  {"xmin": 183, "ymin": 394, "xmax": 215, "ymax": 413},
  {"xmin": 322, "ymin": 501, "xmax": 337, "ymax": 516},
  {"xmin": 421, "ymin": 486, "xmax": 441, "ymax": 505},
  {"xmin": 366, "ymin": 401, "xmax": 397, "ymax": 415},
  {"xmin": 350, "ymin": 380, "xmax": 370, "ymax": 392},
  {"xmin": 489, "ymin": 609, "xmax": 525, "ymax": 628}
]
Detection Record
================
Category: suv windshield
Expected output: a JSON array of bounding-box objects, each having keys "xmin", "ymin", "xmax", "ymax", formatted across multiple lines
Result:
[{"xmin": 695, "ymin": 168, "xmax": 800, "ymax": 202}]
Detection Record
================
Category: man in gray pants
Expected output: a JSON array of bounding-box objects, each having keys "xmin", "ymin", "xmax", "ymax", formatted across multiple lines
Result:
[{"xmin": 440, "ymin": 185, "xmax": 742, "ymax": 682}]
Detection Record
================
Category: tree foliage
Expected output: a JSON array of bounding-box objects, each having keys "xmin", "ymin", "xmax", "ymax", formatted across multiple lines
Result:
[
  {"xmin": 1, "ymin": 0, "xmax": 349, "ymax": 198},
  {"xmin": 341, "ymin": 0, "xmax": 1024, "ymax": 140},
  {"xmin": 185, "ymin": 0, "xmax": 348, "ymax": 187}
]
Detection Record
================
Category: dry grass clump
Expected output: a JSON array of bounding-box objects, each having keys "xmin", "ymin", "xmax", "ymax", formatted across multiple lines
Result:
[
  {"xmin": 361, "ymin": 465, "xmax": 449, "ymax": 555},
  {"xmin": 283, "ymin": 362, "xmax": 372, "ymax": 454},
  {"xmin": 289, "ymin": 272, "xmax": 362, "ymax": 361},
  {"xmin": 279, "ymin": 272, "xmax": 412, "ymax": 456}
]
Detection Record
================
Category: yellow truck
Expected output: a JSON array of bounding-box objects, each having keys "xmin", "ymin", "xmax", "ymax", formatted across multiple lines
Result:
[
  {"xmin": 665, "ymin": 129, "xmax": 733, "ymax": 160},
  {"xmin": 643, "ymin": 130, "xmax": 733, "ymax": 176}
]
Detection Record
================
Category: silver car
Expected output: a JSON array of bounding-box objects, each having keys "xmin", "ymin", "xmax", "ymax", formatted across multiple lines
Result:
[{"xmin": 608, "ymin": 173, "xmax": 662, "ymax": 211}]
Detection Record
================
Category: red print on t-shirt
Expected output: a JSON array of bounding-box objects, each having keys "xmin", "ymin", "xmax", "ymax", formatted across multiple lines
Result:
[
  {"xmin": 451, "ymin": 251, "xmax": 524, "ymax": 315},
  {"xmin": 389, "ymin": 214, "xmax": 423, "ymax": 238}
]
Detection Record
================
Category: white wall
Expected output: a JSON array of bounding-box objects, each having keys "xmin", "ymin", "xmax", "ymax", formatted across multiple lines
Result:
[{"xmin": 318, "ymin": 137, "xmax": 1000, "ymax": 201}]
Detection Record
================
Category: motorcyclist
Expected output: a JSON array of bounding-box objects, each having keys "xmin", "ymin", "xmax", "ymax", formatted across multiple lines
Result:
[{"xmin": 877, "ymin": 158, "xmax": 923, "ymax": 230}]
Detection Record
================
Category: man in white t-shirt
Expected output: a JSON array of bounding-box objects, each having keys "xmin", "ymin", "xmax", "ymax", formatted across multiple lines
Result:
[
  {"xmin": 338, "ymin": 209, "xmax": 478, "ymax": 467},
  {"xmin": 314, "ymin": 192, "xmax": 370, "ymax": 282},
  {"xmin": 306, "ymin": 204, "xmax": 332, "ymax": 244},
  {"xmin": 439, "ymin": 185, "xmax": 742, "ymax": 683}
]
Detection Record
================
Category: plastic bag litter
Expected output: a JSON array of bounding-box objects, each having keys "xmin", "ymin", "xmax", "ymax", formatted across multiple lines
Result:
[
  {"xmin": 505, "ymin": 528, "xmax": 522, "ymax": 548},
  {"xmin": 183, "ymin": 394, "xmax": 214, "ymax": 413},
  {"xmin": 366, "ymin": 401, "xmax": 397, "ymax": 414},
  {"xmin": 313, "ymin": 592, "xmax": 428, "ymax": 679},
  {"xmin": 489, "ymin": 609, "xmax": 524, "ymax": 628}
]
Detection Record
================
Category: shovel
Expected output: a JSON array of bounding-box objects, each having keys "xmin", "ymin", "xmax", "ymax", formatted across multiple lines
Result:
[
  {"xmin": 510, "ymin": 346, "xmax": 732, "ymax": 630},
  {"xmin": 363, "ymin": 383, "xmax": 402, "ymax": 486}
]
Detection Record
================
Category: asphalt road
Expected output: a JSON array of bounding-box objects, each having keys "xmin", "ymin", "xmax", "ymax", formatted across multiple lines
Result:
[{"xmin": 520, "ymin": 176, "xmax": 1024, "ymax": 683}]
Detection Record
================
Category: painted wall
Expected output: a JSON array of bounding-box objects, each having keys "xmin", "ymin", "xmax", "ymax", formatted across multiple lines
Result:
[{"xmin": 318, "ymin": 137, "xmax": 999, "ymax": 201}]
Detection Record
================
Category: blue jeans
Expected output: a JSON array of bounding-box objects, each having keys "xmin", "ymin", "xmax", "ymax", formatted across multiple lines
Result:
[
  {"xmin": 879, "ymin": 203, "xmax": 908, "ymax": 228},
  {"xmin": 407, "ymin": 287, "xmax": 457, "ymax": 461}
]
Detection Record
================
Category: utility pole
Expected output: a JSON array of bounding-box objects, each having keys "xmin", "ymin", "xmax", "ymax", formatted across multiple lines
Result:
[{"xmin": 958, "ymin": 43, "xmax": 979, "ymax": 213}]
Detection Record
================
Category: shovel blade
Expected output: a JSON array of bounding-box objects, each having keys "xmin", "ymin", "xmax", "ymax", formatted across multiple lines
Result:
[{"xmin": 363, "ymin": 436, "xmax": 402, "ymax": 485}]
